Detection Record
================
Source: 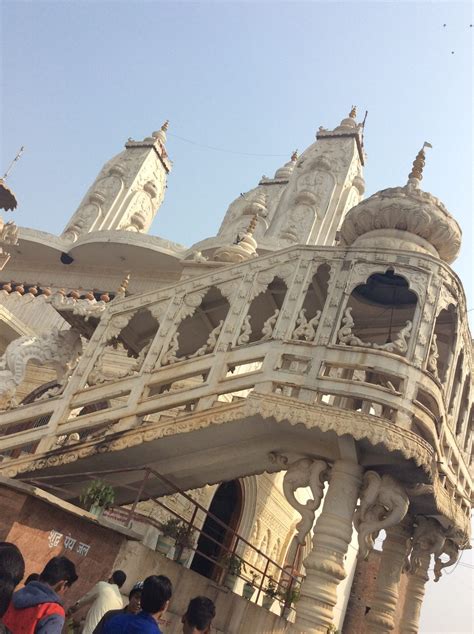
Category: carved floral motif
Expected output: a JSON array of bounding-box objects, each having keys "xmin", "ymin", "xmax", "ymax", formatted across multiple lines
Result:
[
  {"xmin": 337, "ymin": 307, "xmax": 412, "ymax": 355},
  {"xmin": 236, "ymin": 315, "xmax": 252, "ymax": 346},
  {"xmin": 189, "ymin": 321, "xmax": 224, "ymax": 358},
  {"xmin": 292, "ymin": 309, "xmax": 321, "ymax": 341},
  {"xmin": 0, "ymin": 329, "xmax": 83, "ymax": 409},
  {"xmin": 160, "ymin": 332, "xmax": 180, "ymax": 366},
  {"xmin": 261, "ymin": 309, "xmax": 280, "ymax": 341},
  {"xmin": 427, "ymin": 334, "xmax": 439, "ymax": 378}
]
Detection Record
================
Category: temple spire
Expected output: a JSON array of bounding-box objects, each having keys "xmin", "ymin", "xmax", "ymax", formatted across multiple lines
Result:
[{"xmin": 62, "ymin": 124, "xmax": 171, "ymax": 242}]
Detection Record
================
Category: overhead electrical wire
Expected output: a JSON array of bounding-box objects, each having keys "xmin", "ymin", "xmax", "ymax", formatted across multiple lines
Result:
[{"xmin": 167, "ymin": 131, "xmax": 288, "ymax": 158}]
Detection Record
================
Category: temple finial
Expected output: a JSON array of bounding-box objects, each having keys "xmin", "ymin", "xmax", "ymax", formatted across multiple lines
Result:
[
  {"xmin": 117, "ymin": 272, "xmax": 130, "ymax": 297},
  {"xmin": 349, "ymin": 105, "xmax": 357, "ymax": 119},
  {"xmin": 408, "ymin": 142, "xmax": 432, "ymax": 185},
  {"xmin": 246, "ymin": 214, "xmax": 258, "ymax": 237},
  {"xmin": 152, "ymin": 120, "xmax": 169, "ymax": 143},
  {"xmin": 291, "ymin": 149, "xmax": 298, "ymax": 162}
]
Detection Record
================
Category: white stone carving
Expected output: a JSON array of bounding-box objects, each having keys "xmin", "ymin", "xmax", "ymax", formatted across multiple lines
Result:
[
  {"xmin": 337, "ymin": 307, "xmax": 365, "ymax": 346},
  {"xmin": 261, "ymin": 309, "xmax": 279, "ymax": 341},
  {"xmin": 292, "ymin": 308, "xmax": 321, "ymax": 341},
  {"xmin": 48, "ymin": 293, "xmax": 108, "ymax": 321},
  {"xmin": 404, "ymin": 517, "xmax": 465, "ymax": 583},
  {"xmin": 236, "ymin": 315, "xmax": 252, "ymax": 345},
  {"xmin": 0, "ymin": 329, "xmax": 82, "ymax": 409},
  {"xmin": 427, "ymin": 334, "xmax": 439, "ymax": 378},
  {"xmin": 404, "ymin": 516, "xmax": 445, "ymax": 575},
  {"xmin": 0, "ymin": 219, "xmax": 19, "ymax": 245},
  {"xmin": 433, "ymin": 538, "xmax": 460, "ymax": 582},
  {"xmin": 373, "ymin": 320, "xmax": 412, "ymax": 354},
  {"xmin": 160, "ymin": 332, "xmax": 180, "ymax": 366},
  {"xmin": 189, "ymin": 320, "xmax": 224, "ymax": 358},
  {"xmin": 354, "ymin": 472, "xmax": 409, "ymax": 560},
  {"xmin": 338, "ymin": 307, "xmax": 412, "ymax": 355},
  {"xmin": 269, "ymin": 453, "xmax": 329, "ymax": 544},
  {"xmin": 340, "ymin": 185, "xmax": 462, "ymax": 263},
  {"xmin": 107, "ymin": 313, "xmax": 135, "ymax": 341}
]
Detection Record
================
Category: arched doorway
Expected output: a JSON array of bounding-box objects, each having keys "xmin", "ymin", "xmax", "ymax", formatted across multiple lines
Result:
[{"xmin": 191, "ymin": 480, "xmax": 243, "ymax": 580}]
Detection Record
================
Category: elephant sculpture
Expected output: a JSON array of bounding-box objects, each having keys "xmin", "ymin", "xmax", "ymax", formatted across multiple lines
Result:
[
  {"xmin": 404, "ymin": 516, "xmax": 446, "ymax": 575},
  {"xmin": 269, "ymin": 453, "xmax": 330, "ymax": 544},
  {"xmin": 405, "ymin": 517, "xmax": 463, "ymax": 581},
  {"xmin": 433, "ymin": 538, "xmax": 459, "ymax": 582},
  {"xmin": 354, "ymin": 471, "xmax": 409, "ymax": 560}
]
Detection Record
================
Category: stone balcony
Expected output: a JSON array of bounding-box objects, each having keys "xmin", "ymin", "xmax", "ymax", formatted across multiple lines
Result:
[{"xmin": 0, "ymin": 245, "xmax": 472, "ymax": 537}]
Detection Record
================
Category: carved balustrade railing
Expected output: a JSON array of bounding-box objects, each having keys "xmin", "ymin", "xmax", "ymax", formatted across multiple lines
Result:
[
  {"xmin": 0, "ymin": 339, "xmax": 454, "ymax": 455},
  {"xmin": 0, "ymin": 246, "xmax": 471, "ymax": 489}
]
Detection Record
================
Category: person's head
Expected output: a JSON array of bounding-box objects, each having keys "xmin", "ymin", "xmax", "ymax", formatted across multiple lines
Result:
[
  {"xmin": 39, "ymin": 557, "xmax": 78, "ymax": 596},
  {"xmin": 127, "ymin": 582, "xmax": 143, "ymax": 614},
  {"xmin": 0, "ymin": 542, "xmax": 25, "ymax": 617},
  {"xmin": 182, "ymin": 597, "xmax": 216, "ymax": 634},
  {"xmin": 25, "ymin": 573, "xmax": 40, "ymax": 585},
  {"xmin": 141, "ymin": 575, "xmax": 172, "ymax": 619},
  {"xmin": 109, "ymin": 570, "xmax": 126, "ymax": 589}
]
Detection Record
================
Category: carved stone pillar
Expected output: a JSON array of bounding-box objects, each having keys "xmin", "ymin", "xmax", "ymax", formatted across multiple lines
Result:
[
  {"xmin": 398, "ymin": 552, "xmax": 430, "ymax": 634},
  {"xmin": 365, "ymin": 520, "xmax": 412, "ymax": 633},
  {"xmin": 293, "ymin": 459, "xmax": 363, "ymax": 633}
]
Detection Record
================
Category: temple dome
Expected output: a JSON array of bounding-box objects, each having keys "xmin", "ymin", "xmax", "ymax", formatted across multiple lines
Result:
[{"xmin": 339, "ymin": 183, "xmax": 462, "ymax": 263}]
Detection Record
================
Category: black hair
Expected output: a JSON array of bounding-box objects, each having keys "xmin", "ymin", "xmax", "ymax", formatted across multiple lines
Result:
[
  {"xmin": 40, "ymin": 557, "xmax": 78, "ymax": 588},
  {"xmin": 0, "ymin": 542, "xmax": 25, "ymax": 617},
  {"xmin": 141, "ymin": 575, "xmax": 172, "ymax": 614},
  {"xmin": 111, "ymin": 570, "xmax": 126, "ymax": 588},
  {"xmin": 129, "ymin": 587, "xmax": 142, "ymax": 600},
  {"xmin": 25, "ymin": 573, "xmax": 40, "ymax": 585},
  {"xmin": 185, "ymin": 596, "xmax": 216, "ymax": 631}
]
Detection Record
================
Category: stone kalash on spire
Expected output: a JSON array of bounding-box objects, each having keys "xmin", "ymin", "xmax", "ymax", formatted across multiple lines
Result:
[{"xmin": 61, "ymin": 121, "xmax": 172, "ymax": 242}]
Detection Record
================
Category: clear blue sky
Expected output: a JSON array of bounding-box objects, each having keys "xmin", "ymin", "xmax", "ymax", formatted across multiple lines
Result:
[{"xmin": 1, "ymin": 1, "xmax": 473, "ymax": 631}]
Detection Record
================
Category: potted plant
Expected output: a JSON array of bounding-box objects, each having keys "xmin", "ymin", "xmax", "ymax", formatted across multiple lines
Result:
[
  {"xmin": 280, "ymin": 584, "xmax": 300, "ymax": 619},
  {"xmin": 80, "ymin": 480, "xmax": 115, "ymax": 517},
  {"xmin": 156, "ymin": 518, "xmax": 181, "ymax": 556},
  {"xmin": 220, "ymin": 553, "xmax": 245, "ymax": 591},
  {"xmin": 174, "ymin": 522, "xmax": 196, "ymax": 565},
  {"xmin": 242, "ymin": 571, "xmax": 259, "ymax": 600},
  {"xmin": 262, "ymin": 576, "xmax": 279, "ymax": 610}
]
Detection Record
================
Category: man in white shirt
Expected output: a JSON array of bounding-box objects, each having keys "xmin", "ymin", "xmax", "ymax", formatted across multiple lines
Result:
[{"xmin": 69, "ymin": 570, "xmax": 126, "ymax": 634}]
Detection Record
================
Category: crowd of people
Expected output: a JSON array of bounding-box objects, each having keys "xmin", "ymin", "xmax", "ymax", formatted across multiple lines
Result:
[{"xmin": 0, "ymin": 542, "xmax": 216, "ymax": 634}]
